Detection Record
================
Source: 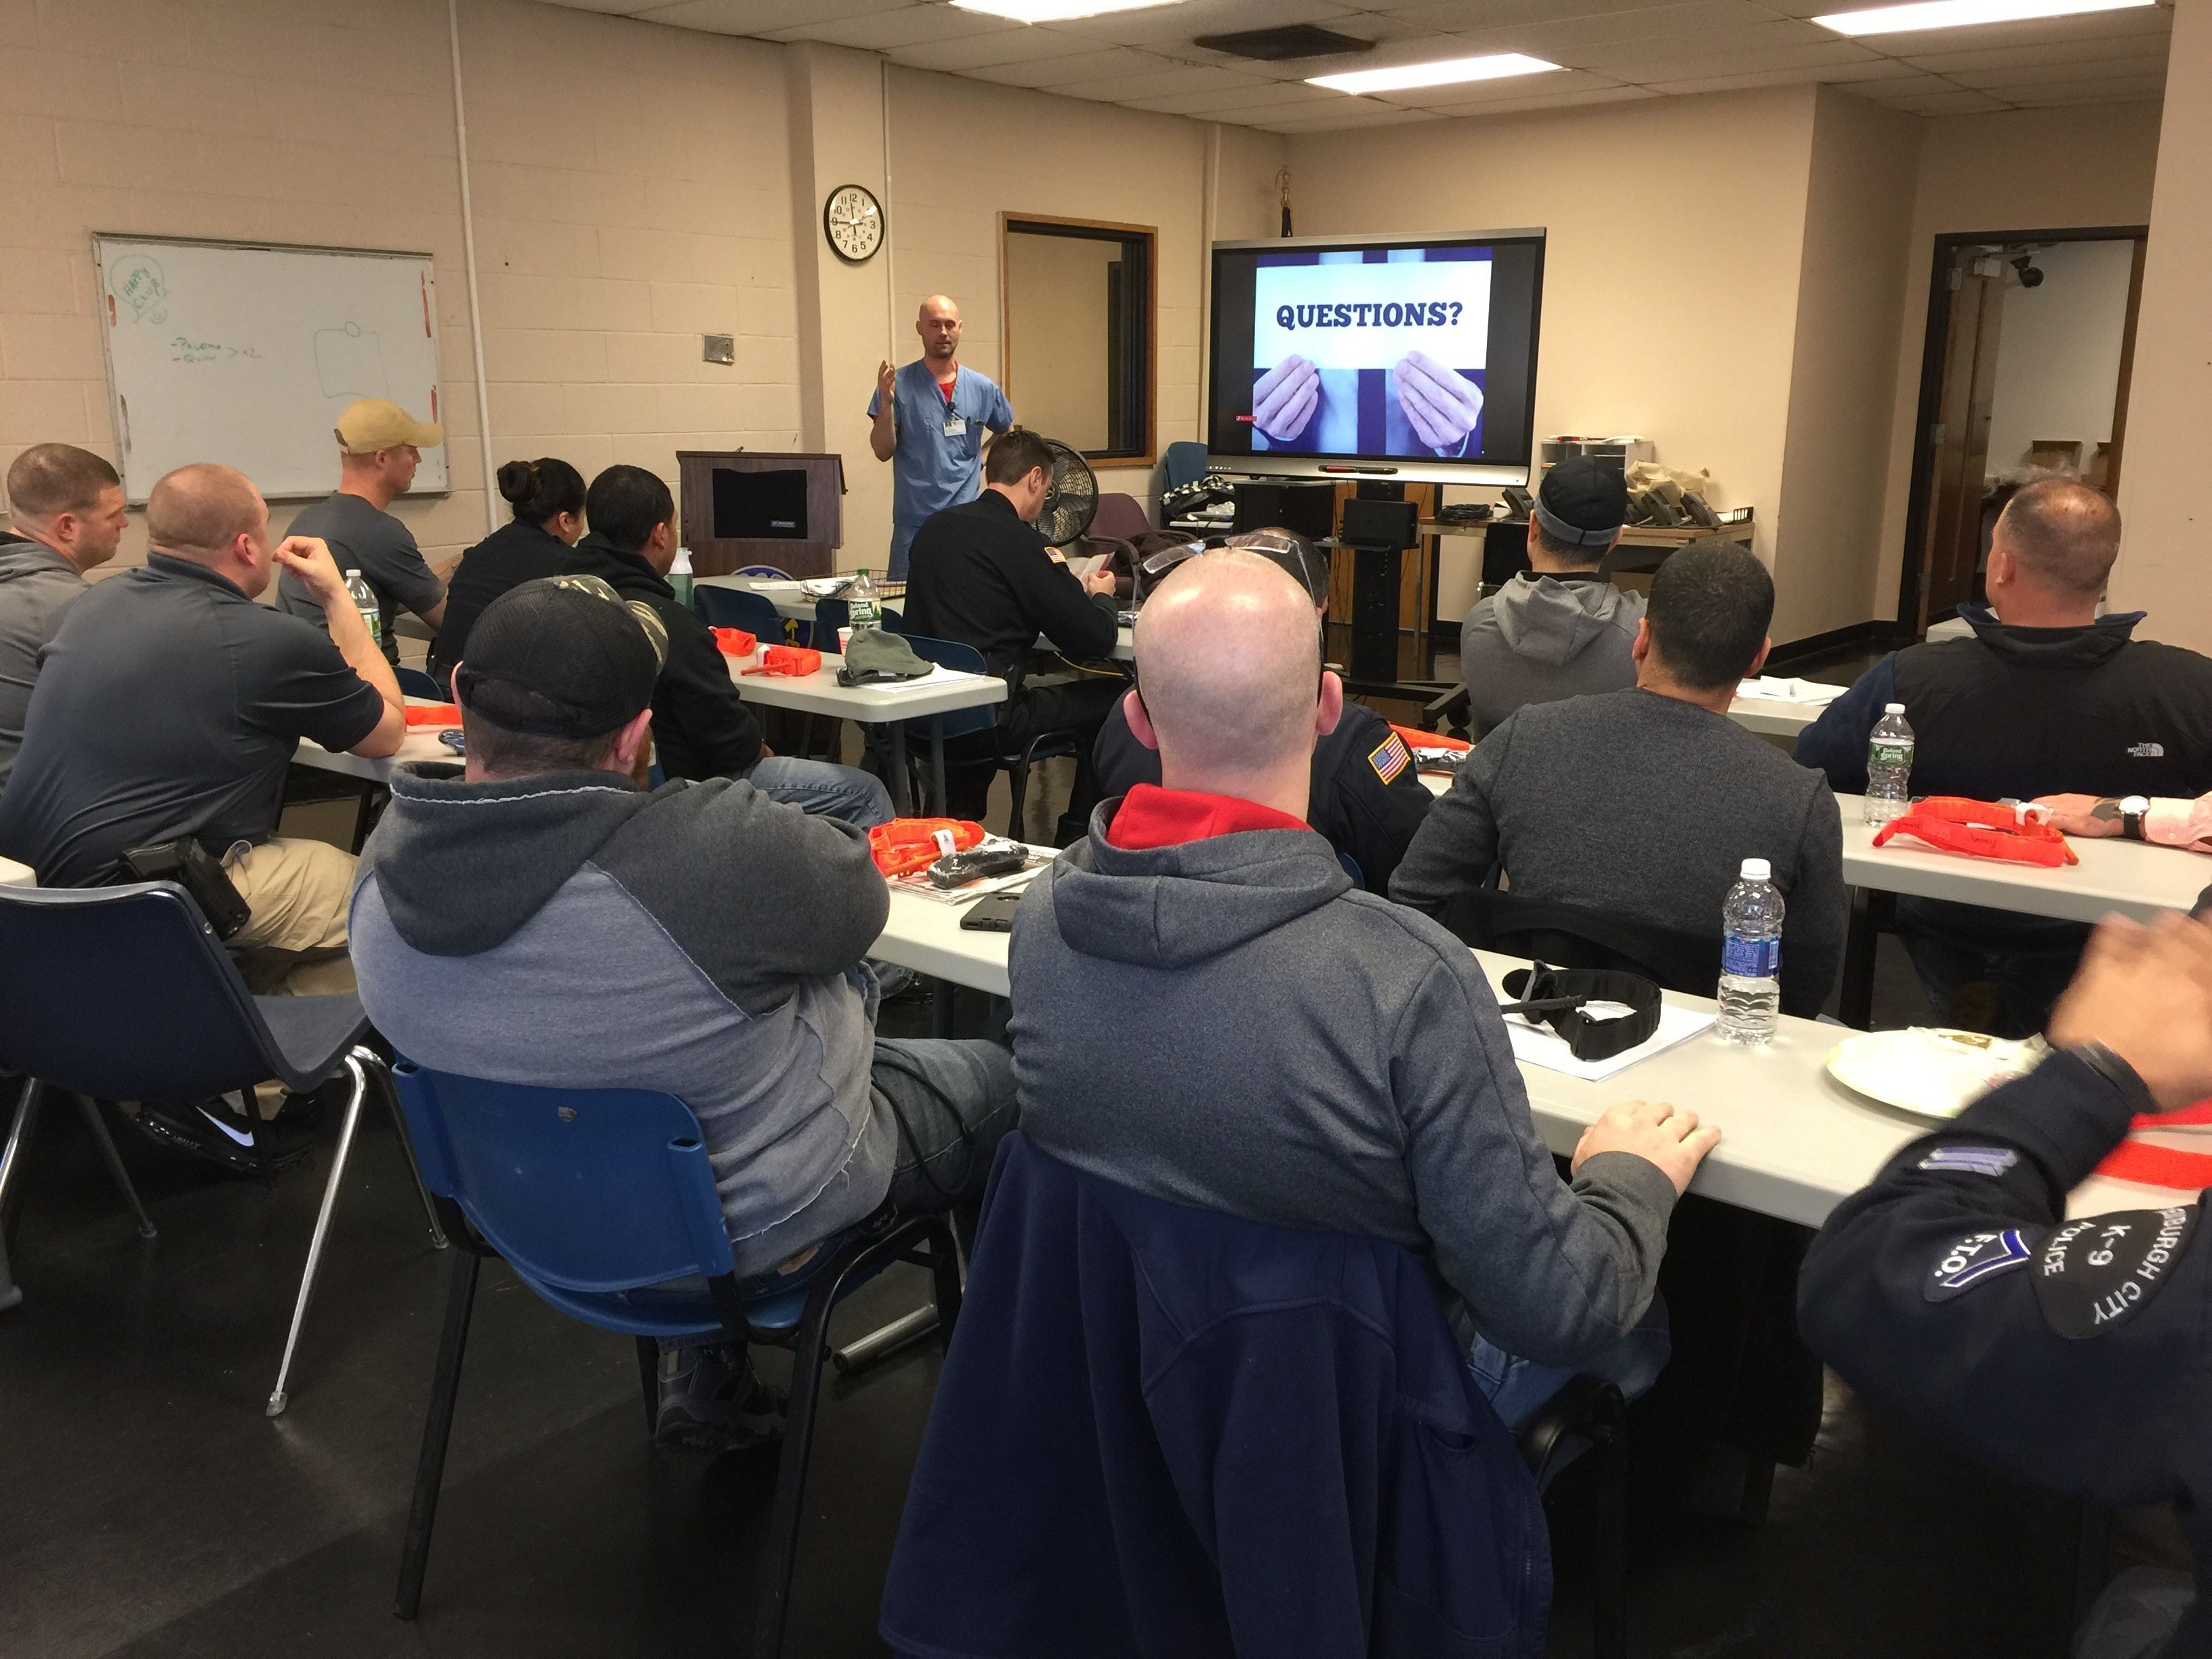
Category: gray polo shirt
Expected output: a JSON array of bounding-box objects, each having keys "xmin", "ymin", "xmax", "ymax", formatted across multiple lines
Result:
[
  {"xmin": 276, "ymin": 491, "xmax": 443, "ymax": 663},
  {"xmin": 0, "ymin": 556, "xmax": 385, "ymax": 886},
  {"xmin": 0, "ymin": 532, "xmax": 87, "ymax": 787}
]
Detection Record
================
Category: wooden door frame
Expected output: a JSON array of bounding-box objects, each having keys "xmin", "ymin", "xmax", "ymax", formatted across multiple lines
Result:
[
  {"xmin": 1894, "ymin": 223, "xmax": 2146, "ymax": 638},
  {"xmin": 998, "ymin": 211, "xmax": 1159, "ymax": 468}
]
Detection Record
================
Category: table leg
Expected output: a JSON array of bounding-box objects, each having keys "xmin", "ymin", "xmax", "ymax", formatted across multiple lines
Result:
[
  {"xmin": 1840, "ymin": 886, "xmax": 1881, "ymax": 1029},
  {"xmin": 929, "ymin": 715, "xmax": 947, "ymax": 819},
  {"xmin": 886, "ymin": 720, "xmax": 912, "ymax": 815}
]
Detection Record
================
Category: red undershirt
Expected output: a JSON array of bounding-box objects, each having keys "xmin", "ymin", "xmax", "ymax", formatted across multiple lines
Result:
[{"xmin": 1105, "ymin": 782, "xmax": 1307, "ymax": 850}]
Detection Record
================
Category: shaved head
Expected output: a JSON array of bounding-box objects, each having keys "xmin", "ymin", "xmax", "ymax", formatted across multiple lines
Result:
[
  {"xmin": 1134, "ymin": 550, "xmax": 1323, "ymax": 782},
  {"xmin": 1996, "ymin": 478, "xmax": 2121, "ymax": 599},
  {"xmin": 916, "ymin": 294, "xmax": 962, "ymax": 365},
  {"xmin": 918, "ymin": 294, "xmax": 960, "ymax": 325},
  {"xmin": 146, "ymin": 464, "xmax": 266, "ymax": 560}
]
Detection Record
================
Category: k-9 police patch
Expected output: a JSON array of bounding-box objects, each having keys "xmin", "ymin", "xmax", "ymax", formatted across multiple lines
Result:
[
  {"xmin": 2030, "ymin": 1204, "xmax": 2200, "ymax": 1338},
  {"xmin": 1925, "ymin": 1229, "xmax": 2036, "ymax": 1303}
]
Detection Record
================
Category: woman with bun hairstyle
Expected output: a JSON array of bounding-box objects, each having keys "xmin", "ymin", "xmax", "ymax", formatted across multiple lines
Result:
[{"xmin": 427, "ymin": 457, "xmax": 588, "ymax": 684}]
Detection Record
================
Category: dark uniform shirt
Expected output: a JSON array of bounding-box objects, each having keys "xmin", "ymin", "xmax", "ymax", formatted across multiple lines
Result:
[
  {"xmin": 1801, "ymin": 1050, "xmax": 2212, "ymax": 1659},
  {"xmin": 430, "ymin": 518, "xmax": 571, "ymax": 681},
  {"xmin": 0, "ymin": 556, "xmax": 385, "ymax": 885},
  {"xmin": 1092, "ymin": 697, "xmax": 1433, "ymax": 894},
  {"xmin": 561, "ymin": 533, "xmax": 762, "ymax": 783},
  {"xmin": 277, "ymin": 491, "xmax": 445, "ymax": 665},
  {"xmin": 902, "ymin": 492, "xmax": 1118, "ymax": 676}
]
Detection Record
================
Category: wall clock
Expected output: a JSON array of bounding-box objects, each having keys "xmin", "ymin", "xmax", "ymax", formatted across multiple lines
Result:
[{"xmin": 824, "ymin": 184, "xmax": 884, "ymax": 264}]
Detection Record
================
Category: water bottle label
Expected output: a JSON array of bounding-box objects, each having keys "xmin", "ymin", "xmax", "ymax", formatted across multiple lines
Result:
[
  {"xmin": 1722, "ymin": 935, "xmax": 1780, "ymax": 979},
  {"xmin": 1868, "ymin": 739, "xmax": 1913, "ymax": 767}
]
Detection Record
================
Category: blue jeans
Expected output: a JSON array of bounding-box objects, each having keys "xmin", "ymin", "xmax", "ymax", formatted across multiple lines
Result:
[
  {"xmin": 743, "ymin": 755, "xmax": 894, "ymax": 829},
  {"xmin": 888, "ymin": 522, "xmax": 920, "ymax": 581},
  {"xmin": 1468, "ymin": 1297, "xmax": 1673, "ymax": 1434},
  {"xmin": 1895, "ymin": 896, "xmax": 2089, "ymax": 1037}
]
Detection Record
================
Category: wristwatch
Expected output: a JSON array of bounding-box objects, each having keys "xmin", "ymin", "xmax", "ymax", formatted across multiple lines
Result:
[{"xmin": 2091, "ymin": 795, "xmax": 2152, "ymax": 840}]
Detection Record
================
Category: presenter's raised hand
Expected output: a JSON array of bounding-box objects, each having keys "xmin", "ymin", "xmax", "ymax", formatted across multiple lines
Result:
[
  {"xmin": 876, "ymin": 360, "xmax": 898, "ymax": 404},
  {"xmin": 1252, "ymin": 354, "xmax": 1319, "ymax": 445},
  {"xmin": 1393, "ymin": 350, "xmax": 1484, "ymax": 454}
]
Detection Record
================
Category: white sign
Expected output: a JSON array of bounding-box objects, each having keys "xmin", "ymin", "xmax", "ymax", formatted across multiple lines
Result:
[{"xmin": 1252, "ymin": 261, "xmax": 1492, "ymax": 375}]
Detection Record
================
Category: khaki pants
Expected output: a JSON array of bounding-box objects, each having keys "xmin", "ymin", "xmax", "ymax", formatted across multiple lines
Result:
[{"xmin": 224, "ymin": 836, "xmax": 357, "ymax": 997}]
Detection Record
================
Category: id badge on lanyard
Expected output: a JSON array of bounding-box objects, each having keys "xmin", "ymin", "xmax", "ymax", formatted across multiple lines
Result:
[{"xmin": 941, "ymin": 369, "xmax": 965, "ymax": 438}]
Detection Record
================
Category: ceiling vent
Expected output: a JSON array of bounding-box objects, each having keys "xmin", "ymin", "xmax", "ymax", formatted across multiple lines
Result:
[{"xmin": 1191, "ymin": 26, "xmax": 1376, "ymax": 62}]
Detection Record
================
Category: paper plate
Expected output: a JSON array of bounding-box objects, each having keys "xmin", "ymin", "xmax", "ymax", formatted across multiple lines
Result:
[{"xmin": 1825, "ymin": 1027, "xmax": 2046, "ymax": 1120}]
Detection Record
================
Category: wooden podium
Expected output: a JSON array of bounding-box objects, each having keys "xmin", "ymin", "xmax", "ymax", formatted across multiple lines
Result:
[{"xmin": 676, "ymin": 451, "xmax": 844, "ymax": 578}]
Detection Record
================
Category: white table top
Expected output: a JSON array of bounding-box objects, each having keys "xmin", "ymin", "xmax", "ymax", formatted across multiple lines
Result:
[
  {"xmin": 295, "ymin": 703, "xmax": 456, "ymax": 783},
  {"xmin": 694, "ymin": 575, "xmax": 853, "ymax": 623},
  {"xmin": 0, "ymin": 854, "xmax": 34, "ymax": 888},
  {"xmin": 1726, "ymin": 690, "xmax": 1837, "ymax": 738},
  {"xmin": 724, "ymin": 648, "xmax": 1006, "ymax": 723},
  {"xmin": 1836, "ymin": 795, "xmax": 2208, "ymax": 923},
  {"xmin": 869, "ymin": 862, "xmax": 2144, "ymax": 1227}
]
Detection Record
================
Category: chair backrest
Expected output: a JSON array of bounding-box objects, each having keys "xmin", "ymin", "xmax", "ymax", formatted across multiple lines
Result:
[
  {"xmin": 881, "ymin": 1132, "xmax": 1549, "ymax": 1658},
  {"xmin": 1442, "ymin": 888, "xmax": 1721, "ymax": 1001},
  {"xmin": 735, "ymin": 564, "xmax": 792, "ymax": 579},
  {"xmin": 1088, "ymin": 493, "xmax": 1151, "ymax": 542},
  {"xmin": 396, "ymin": 665, "xmax": 444, "ymax": 700},
  {"xmin": 392, "ymin": 1063, "xmax": 736, "ymax": 1294},
  {"xmin": 813, "ymin": 596, "xmax": 846, "ymax": 646},
  {"xmin": 0, "ymin": 882, "xmax": 291, "ymax": 1099},
  {"xmin": 1162, "ymin": 441, "xmax": 1209, "ymax": 492},
  {"xmin": 897, "ymin": 632, "xmax": 1001, "ymax": 741},
  {"xmin": 695, "ymin": 584, "xmax": 783, "ymax": 638}
]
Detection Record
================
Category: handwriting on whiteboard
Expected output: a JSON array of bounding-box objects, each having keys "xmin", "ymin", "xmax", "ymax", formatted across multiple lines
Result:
[{"xmin": 169, "ymin": 338, "xmax": 264, "ymax": 364}]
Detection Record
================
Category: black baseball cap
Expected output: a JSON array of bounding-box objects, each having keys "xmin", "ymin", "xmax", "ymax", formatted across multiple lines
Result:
[
  {"xmin": 1533, "ymin": 456, "xmax": 1629, "ymax": 547},
  {"xmin": 454, "ymin": 575, "xmax": 668, "ymax": 739}
]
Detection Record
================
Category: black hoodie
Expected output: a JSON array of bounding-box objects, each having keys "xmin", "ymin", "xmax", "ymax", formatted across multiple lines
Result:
[
  {"xmin": 1797, "ymin": 606, "xmax": 2212, "ymax": 800},
  {"xmin": 562, "ymin": 531, "xmax": 763, "ymax": 781}
]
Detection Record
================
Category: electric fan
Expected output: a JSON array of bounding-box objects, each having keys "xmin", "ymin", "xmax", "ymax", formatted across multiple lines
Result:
[{"xmin": 1037, "ymin": 438, "xmax": 1099, "ymax": 548}]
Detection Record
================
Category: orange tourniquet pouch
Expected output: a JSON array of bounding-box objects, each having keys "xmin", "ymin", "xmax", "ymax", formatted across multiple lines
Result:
[
  {"xmin": 2096, "ymin": 1099, "xmax": 2212, "ymax": 1189},
  {"xmin": 869, "ymin": 819, "xmax": 986, "ymax": 879},
  {"xmin": 710, "ymin": 627, "xmax": 757, "ymax": 656},
  {"xmin": 1392, "ymin": 722, "xmax": 1471, "ymax": 756},
  {"xmin": 741, "ymin": 645, "xmax": 823, "ymax": 677},
  {"xmin": 405, "ymin": 703, "xmax": 461, "ymax": 726},
  {"xmin": 1870, "ymin": 796, "xmax": 2078, "ymax": 867}
]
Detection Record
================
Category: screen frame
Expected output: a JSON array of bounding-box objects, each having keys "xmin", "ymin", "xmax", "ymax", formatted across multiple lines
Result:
[{"xmin": 1207, "ymin": 228, "xmax": 1545, "ymax": 487}]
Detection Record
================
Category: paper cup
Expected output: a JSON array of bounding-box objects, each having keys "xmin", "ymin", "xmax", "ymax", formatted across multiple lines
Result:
[{"xmin": 838, "ymin": 626, "xmax": 853, "ymax": 653}]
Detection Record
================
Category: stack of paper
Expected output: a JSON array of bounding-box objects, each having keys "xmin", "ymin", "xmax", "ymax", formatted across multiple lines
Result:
[
  {"xmin": 1736, "ymin": 676, "xmax": 1845, "ymax": 705},
  {"xmin": 1502, "ymin": 1004, "xmax": 1718, "ymax": 1082}
]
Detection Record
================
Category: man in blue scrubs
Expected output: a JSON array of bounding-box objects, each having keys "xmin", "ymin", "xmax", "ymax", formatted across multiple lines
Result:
[{"xmin": 868, "ymin": 294, "xmax": 1015, "ymax": 579}]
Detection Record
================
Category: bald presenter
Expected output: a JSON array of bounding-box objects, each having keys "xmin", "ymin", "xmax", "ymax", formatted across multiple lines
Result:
[{"xmin": 868, "ymin": 295, "xmax": 1015, "ymax": 579}]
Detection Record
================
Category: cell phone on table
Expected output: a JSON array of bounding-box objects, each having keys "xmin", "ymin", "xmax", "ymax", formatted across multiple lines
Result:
[
  {"xmin": 958, "ymin": 892, "xmax": 1025, "ymax": 933},
  {"xmin": 438, "ymin": 729, "xmax": 466, "ymax": 755}
]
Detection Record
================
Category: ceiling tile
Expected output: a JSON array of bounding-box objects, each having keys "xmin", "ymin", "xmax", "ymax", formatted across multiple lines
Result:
[
  {"xmin": 1463, "ymin": 1, "xmax": 1788, "ymax": 58},
  {"xmin": 1563, "ymin": 17, "xmax": 1839, "ymax": 68},
  {"xmin": 763, "ymin": 6, "xmax": 1010, "ymax": 48},
  {"xmin": 1379, "ymin": 0, "xmax": 1683, "ymax": 28},
  {"xmin": 1845, "ymin": 4, "xmax": 2171, "ymax": 54},
  {"xmin": 1373, "ymin": 66, "xmax": 1624, "ymax": 106},
  {"xmin": 631, "ymin": 0, "xmax": 912, "ymax": 33},
  {"xmin": 2004, "ymin": 78, "xmax": 2167, "ymax": 104},
  {"xmin": 885, "ymin": 25, "xmax": 1107, "ymax": 70},
  {"xmin": 1599, "ymin": 37, "xmax": 1879, "ymax": 81},
  {"xmin": 1643, "ymin": 56, "xmax": 1919, "ymax": 91},
  {"xmin": 1121, "ymin": 79, "xmax": 1342, "ymax": 114},
  {"xmin": 1059, "ymin": 62, "xmax": 1288, "ymax": 100},
  {"xmin": 1952, "ymin": 53, "xmax": 2166, "ymax": 88},
  {"xmin": 1258, "ymin": 103, "xmax": 1446, "ymax": 131},
  {"xmin": 1901, "ymin": 32, "xmax": 2170, "ymax": 71},
  {"xmin": 1046, "ymin": 0, "xmax": 1362, "ymax": 49},
  {"xmin": 962, "ymin": 45, "xmax": 1183, "ymax": 86}
]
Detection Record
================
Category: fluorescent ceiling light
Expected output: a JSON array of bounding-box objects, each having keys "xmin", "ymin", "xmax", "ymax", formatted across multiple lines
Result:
[
  {"xmin": 1308, "ymin": 53, "xmax": 1561, "ymax": 95},
  {"xmin": 1814, "ymin": 0, "xmax": 2154, "ymax": 37},
  {"xmin": 950, "ymin": 0, "xmax": 1183, "ymax": 21}
]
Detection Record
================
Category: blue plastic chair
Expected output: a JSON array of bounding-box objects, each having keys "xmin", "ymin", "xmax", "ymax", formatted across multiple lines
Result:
[
  {"xmin": 388, "ymin": 1063, "xmax": 964, "ymax": 1657},
  {"xmin": 396, "ymin": 665, "xmax": 443, "ymax": 700},
  {"xmin": 1162, "ymin": 440, "xmax": 1210, "ymax": 492},
  {"xmin": 694, "ymin": 583, "xmax": 784, "ymax": 640},
  {"xmin": 899, "ymin": 633, "xmax": 1076, "ymax": 833},
  {"xmin": 0, "ymin": 882, "xmax": 443, "ymax": 1408},
  {"xmin": 735, "ymin": 564, "xmax": 792, "ymax": 579}
]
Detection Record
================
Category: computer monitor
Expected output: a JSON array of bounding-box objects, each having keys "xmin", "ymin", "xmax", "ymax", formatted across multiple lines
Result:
[{"xmin": 712, "ymin": 468, "xmax": 810, "ymax": 541}]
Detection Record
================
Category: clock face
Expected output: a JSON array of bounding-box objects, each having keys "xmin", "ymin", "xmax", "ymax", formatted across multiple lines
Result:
[{"xmin": 825, "ymin": 184, "xmax": 884, "ymax": 264}]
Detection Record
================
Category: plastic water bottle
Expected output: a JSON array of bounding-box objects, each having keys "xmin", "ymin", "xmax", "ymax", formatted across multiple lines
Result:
[
  {"xmin": 668, "ymin": 544, "xmax": 694, "ymax": 613},
  {"xmin": 1717, "ymin": 857, "xmax": 1784, "ymax": 1047},
  {"xmin": 344, "ymin": 569, "xmax": 381, "ymax": 649},
  {"xmin": 1863, "ymin": 702, "xmax": 1914, "ymax": 826},
  {"xmin": 846, "ymin": 567, "xmax": 880, "ymax": 634}
]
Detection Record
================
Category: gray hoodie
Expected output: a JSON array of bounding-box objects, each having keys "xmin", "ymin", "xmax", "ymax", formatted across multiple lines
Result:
[
  {"xmin": 1008, "ymin": 805, "xmax": 1678, "ymax": 1367},
  {"xmin": 1460, "ymin": 571, "xmax": 1643, "ymax": 735},
  {"xmin": 351, "ymin": 764, "xmax": 899, "ymax": 1275},
  {"xmin": 0, "ymin": 533, "xmax": 87, "ymax": 786}
]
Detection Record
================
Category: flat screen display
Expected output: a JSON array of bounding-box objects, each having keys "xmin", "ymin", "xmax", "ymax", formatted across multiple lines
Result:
[
  {"xmin": 712, "ymin": 468, "xmax": 809, "ymax": 540},
  {"xmin": 1206, "ymin": 230, "xmax": 1544, "ymax": 485}
]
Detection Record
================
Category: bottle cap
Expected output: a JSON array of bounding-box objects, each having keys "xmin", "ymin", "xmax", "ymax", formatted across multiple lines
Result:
[
  {"xmin": 1740, "ymin": 857, "xmax": 1771, "ymax": 882},
  {"xmin": 345, "ymin": 569, "xmax": 361, "ymax": 581},
  {"xmin": 1883, "ymin": 702, "xmax": 1905, "ymax": 714}
]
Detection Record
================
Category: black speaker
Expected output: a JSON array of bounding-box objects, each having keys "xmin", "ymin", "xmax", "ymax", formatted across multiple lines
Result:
[{"xmin": 1231, "ymin": 480, "xmax": 1335, "ymax": 541}]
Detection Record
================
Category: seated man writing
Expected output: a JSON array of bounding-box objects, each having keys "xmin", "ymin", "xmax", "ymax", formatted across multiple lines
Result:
[
  {"xmin": 1393, "ymin": 539, "xmax": 1847, "ymax": 1017},
  {"xmin": 1008, "ymin": 548, "xmax": 1716, "ymax": 1423},
  {"xmin": 1091, "ymin": 527, "xmax": 1433, "ymax": 894},
  {"xmin": 901, "ymin": 427, "xmax": 1124, "ymax": 842},
  {"xmin": 564, "ymin": 464, "xmax": 891, "ymax": 827},
  {"xmin": 350, "ymin": 577, "xmax": 1017, "ymax": 1451}
]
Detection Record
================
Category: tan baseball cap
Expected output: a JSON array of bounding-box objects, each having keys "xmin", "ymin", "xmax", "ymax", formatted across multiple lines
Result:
[{"xmin": 334, "ymin": 398, "xmax": 445, "ymax": 454}]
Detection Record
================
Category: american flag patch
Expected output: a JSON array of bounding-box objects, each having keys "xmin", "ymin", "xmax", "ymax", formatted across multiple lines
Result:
[{"xmin": 1368, "ymin": 733, "xmax": 1410, "ymax": 784}]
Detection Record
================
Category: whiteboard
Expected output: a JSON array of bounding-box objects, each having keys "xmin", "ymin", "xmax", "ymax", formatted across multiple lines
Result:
[{"xmin": 95, "ymin": 235, "xmax": 449, "ymax": 503}]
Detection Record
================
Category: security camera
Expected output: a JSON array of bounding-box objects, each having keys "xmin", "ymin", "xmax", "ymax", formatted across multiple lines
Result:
[{"xmin": 2011, "ymin": 254, "xmax": 2044, "ymax": 289}]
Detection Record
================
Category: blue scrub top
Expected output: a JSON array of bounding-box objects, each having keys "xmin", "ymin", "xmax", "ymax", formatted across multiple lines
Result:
[{"xmin": 868, "ymin": 361, "xmax": 1015, "ymax": 530}]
